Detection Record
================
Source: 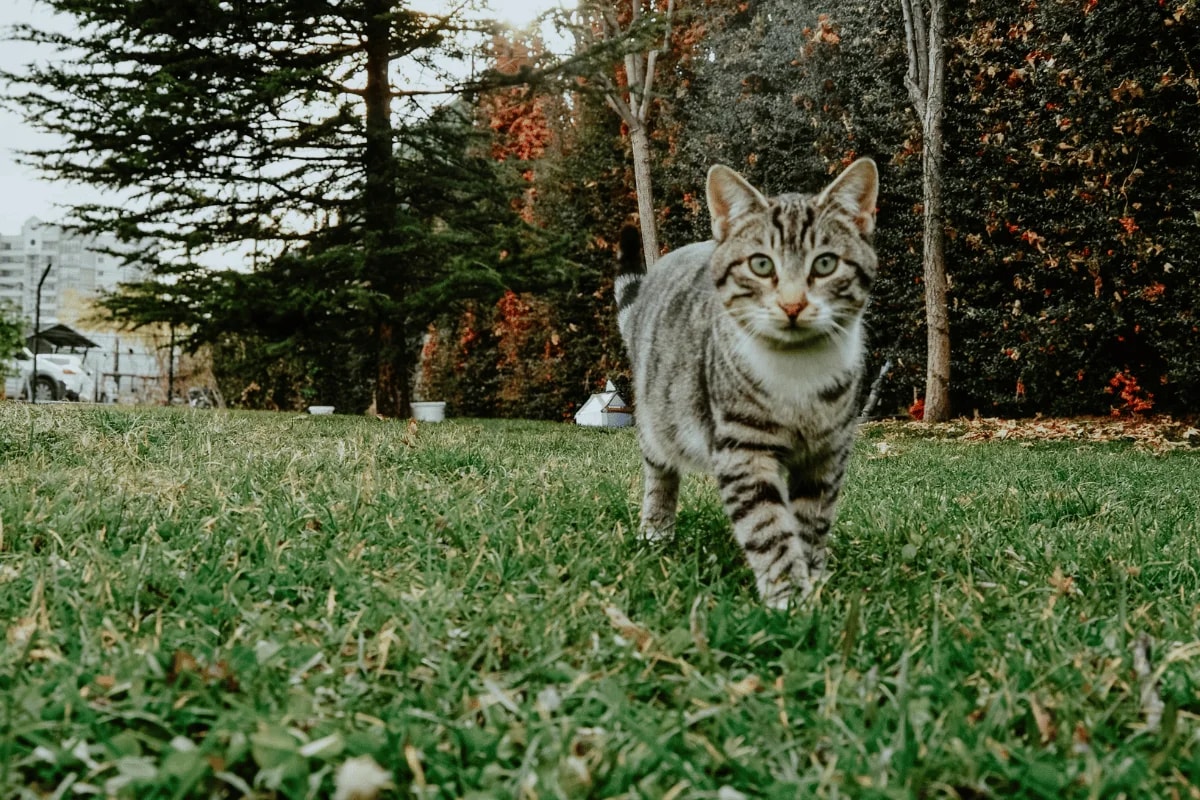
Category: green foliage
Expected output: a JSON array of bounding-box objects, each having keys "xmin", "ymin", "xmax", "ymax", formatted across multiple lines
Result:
[
  {"xmin": 3, "ymin": 406, "xmax": 1200, "ymax": 796},
  {"xmin": 422, "ymin": 69, "xmax": 637, "ymax": 419},
  {"xmin": 656, "ymin": 0, "xmax": 926, "ymax": 414},
  {"xmin": 4, "ymin": 1, "xmax": 566, "ymax": 415},
  {"xmin": 9, "ymin": 0, "xmax": 1200, "ymax": 418},
  {"xmin": 943, "ymin": 0, "xmax": 1200, "ymax": 416},
  {"xmin": 650, "ymin": 0, "xmax": 1200, "ymax": 417},
  {"xmin": 0, "ymin": 302, "xmax": 24, "ymax": 369}
]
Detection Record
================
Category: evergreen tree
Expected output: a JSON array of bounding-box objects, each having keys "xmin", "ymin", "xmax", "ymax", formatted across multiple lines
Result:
[{"xmin": 3, "ymin": 0, "xmax": 542, "ymax": 416}]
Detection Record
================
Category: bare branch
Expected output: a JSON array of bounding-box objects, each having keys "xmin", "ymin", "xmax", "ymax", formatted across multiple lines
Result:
[
  {"xmin": 604, "ymin": 91, "xmax": 636, "ymax": 127},
  {"xmin": 900, "ymin": 0, "xmax": 928, "ymax": 117}
]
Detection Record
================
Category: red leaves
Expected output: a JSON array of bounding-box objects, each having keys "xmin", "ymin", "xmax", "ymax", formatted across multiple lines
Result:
[
  {"xmin": 168, "ymin": 649, "xmax": 239, "ymax": 692},
  {"xmin": 803, "ymin": 14, "xmax": 840, "ymax": 46},
  {"xmin": 1106, "ymin": 370, "xmax": 1155, "ymax": 417}
]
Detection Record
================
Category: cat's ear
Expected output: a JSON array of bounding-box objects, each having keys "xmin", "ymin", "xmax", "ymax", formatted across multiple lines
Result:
[
  {"xmin": 817, "ymin": 158, "xmax": 879, "ymax": 236},
  {"xmin": 707, "ymin": 165, "xmax": 769, "ymax": 241}
]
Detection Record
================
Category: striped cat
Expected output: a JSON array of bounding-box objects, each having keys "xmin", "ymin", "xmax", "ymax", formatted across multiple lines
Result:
[{"xmin": 615, "ymin": 159, "xmax": 879, "ymax": 608}]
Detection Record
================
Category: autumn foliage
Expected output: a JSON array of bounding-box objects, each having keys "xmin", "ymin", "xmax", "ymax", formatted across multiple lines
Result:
[{"xmin": 421, "ymin": 1, "xmax": 1199, "ymax": 421}]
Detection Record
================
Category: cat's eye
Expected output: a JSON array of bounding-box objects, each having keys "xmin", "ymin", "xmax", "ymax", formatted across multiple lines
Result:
[
  {"xmin": 811, "ymin": 252, "xmax": 840, "ymax": 277},
  {"xmin": 748, "ymin": 255, "xmax": 775, "ymax": 278}
]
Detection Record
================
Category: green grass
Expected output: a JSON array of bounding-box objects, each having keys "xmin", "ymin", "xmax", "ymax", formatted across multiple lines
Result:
[{"xmin": 1, "ymin": 404, "xmax": 1198, "ymax": 799}]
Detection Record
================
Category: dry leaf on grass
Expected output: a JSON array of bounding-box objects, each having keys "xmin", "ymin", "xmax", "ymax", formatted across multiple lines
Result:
[
  {"xmin": 884, "ymin": 415, "xmax": 1200, "ymax": 454},
  {"xmin": 1028, "ymin": 695, "xmax": 1057, "ymax": 744},
  {"xmin": 7, "ymin": 616, "xmax": 37, "ymax": 649},
  {"xmin": 604, "ymin": 606, "xmax": 653, "ymax": 651},
  {"xmin": 726, "ymin": 674, "xmax": 764, "ymax": 701},
  {"xmin": 333, "ymin": 755, "xmax": 393, "ymax": 800},
  {"xmin": 1132, "ymin": 634, "xmax": 1164, "ymax": 734}
]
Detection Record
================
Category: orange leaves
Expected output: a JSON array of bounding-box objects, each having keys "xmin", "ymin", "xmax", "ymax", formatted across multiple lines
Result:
[
  {"xmin": 1110, "ymin": 79, "xmax": 1145, "ymax": 104},
  {"xmin": 803, "ymin": 14, "xmax": 841, "ymax": 46},
  {"xmin": 1142, "ymin": 281, "xmax": 1166, "ymax": 302},
  {"xmin": 481, "ymin": 38, "xmax": 553, "ymax": 167},
  {"xmin": 1106, "ymin": 370, "xmax": 1155, "ymax": 417},
  {"xmin": 1019, "ymin": 228, "xmax": 1046, "ymax": 250},
  {"xmin": 168, "ymin": 649, "xmax": 239, "ymax": 692}
]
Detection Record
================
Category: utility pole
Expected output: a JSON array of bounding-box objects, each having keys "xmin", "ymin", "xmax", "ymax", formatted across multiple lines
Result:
[
  {"xmin": 32, "ymin": 259, "xmax": 53, "ymax": 404},
  {"xmin": 167, "ymin": 324, "xmax": 176, "ymax": 404}
]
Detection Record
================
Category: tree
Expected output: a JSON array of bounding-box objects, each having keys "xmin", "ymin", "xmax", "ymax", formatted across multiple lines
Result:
[
  {"xmin": 0, "ymin": 302, "xmax": 24, "ymax": 368},
  {"xmin": 941, "ymin": 0, "xmax": 1200, "ymax": 417},
  {"xmin": 900, "ymin": 0, "xmax": 950, "ymax": 422},
  {"xmin": 569, "ymin": 0, "xmax": 676, "ymax": 266},
  {"xmin": 91, "ymin": 103, "xmax": 554, "ymax": 412},
  {"xmin": 3, "ymin": 0, "xmax": 524, "ymax": 417}
]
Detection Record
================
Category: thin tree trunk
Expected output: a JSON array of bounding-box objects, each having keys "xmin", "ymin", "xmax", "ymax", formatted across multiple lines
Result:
[
  {"xmin": 921, "ymin": 114, "xmax": 951, "ymax": 421},
  {"xmin": 628, "ymin": 121, "xmax": 659, "ymax": 266},
  {"xmin": 582, "ymin": 0, "xmax": 672, "ymax": 269},
  {"xmin": 902, "ymin": 0, "xmax": 951, "ymax": 422},
  {"xmin": 363, "ymin": 0, "xmax": 408, "ymax": 418}
]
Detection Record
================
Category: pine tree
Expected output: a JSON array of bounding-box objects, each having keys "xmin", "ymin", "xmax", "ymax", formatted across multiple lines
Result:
[{"xmin": 3, "ymin": 0, "xmax": 538, "ymax": 416}]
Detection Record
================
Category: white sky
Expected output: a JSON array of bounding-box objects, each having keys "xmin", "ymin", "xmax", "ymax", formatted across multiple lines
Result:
[{"xmin": 0, "ymin": 0, "xmax": 566, "ymax": 237}]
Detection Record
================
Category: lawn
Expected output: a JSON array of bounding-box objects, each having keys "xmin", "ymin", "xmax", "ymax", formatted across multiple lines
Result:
[{"xmin": 1, "ymin": 403, "xmax": 1198, "ymax": 799}]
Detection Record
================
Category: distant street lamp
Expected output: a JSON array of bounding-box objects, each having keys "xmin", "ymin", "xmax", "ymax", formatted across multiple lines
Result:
[{"xmin": 32, "ymin": 259, "xmax": 53, "ymax": 404}]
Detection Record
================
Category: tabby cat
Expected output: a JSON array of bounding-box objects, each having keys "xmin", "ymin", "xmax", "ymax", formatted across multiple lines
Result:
[{"xmin": 615, "ymin": 158, "xmax": 879, "ymax": 608}]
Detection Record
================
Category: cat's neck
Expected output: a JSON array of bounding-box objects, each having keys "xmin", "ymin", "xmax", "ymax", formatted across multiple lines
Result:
[{"xmin": 720, "ymin": 315, "xmax": 864, "ymax": 403}]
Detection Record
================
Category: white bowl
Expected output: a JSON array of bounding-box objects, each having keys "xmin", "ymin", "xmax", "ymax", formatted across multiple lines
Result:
[
  {"xmin": 307, "ymin": 405, "xmax": 335, "ymax": 415},
  {"xmin": 410, "ymin": 401, "xmax": 446, "ymax": 422}
]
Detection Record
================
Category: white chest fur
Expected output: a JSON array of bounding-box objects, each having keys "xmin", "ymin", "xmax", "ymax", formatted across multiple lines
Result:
[{"xmin": 737, "ymin": 319, "xmax": 863, "ymax": 412}]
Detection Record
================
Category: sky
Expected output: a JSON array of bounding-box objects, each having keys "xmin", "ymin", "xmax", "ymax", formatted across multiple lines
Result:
[{"xmin": 0, "ymin": 0, "xmax": 565, "ymax": 237}]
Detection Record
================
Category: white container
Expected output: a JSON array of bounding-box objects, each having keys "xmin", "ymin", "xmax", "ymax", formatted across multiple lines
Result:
[
  {"xmin": 410, "ymin": 401, "xmax": 446, "ymax": 422},
  {"xmin": 307, "ymin": 405, "xmax": 335, "ymax": 415}
]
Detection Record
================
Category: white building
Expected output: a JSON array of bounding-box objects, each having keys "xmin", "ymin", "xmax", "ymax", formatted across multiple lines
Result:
[
  {"xmin": 1, "ymin": 217, "xmax": 167, "ymax": 402},
  {"xmin": 0, "ymin": 217, "xmax": 147, "ymax": 319}
]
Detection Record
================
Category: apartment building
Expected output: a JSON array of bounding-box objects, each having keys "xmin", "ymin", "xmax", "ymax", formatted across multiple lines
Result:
[
  {"xmin": 1, "ymin": 217, "xmax": 169, "ymax": 402},
  {"xmin": 0, "ymin": 217, "xmax": 146, "ymax": 319}
]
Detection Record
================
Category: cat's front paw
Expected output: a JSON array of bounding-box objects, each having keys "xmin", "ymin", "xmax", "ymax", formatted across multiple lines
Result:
[
  {"xmin": 638, "ymin": 523, "xmax": 674, "ymax": 543},
  {"xmin": 759, "ymin": 577, "xmax": 803, "ymax": 611},
  {"xmin": 759, "ymin": 569, "xmax": 823, "ymax": 610}
]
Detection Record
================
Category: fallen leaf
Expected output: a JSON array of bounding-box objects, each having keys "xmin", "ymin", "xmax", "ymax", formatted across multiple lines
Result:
[
  {"xmin": 1048, "ymin": 566, "xmax": 1077, "ymax": 597},
  {"xmin": 1029, "ymin": 695, "xmax": 1057, "ymax": 744},
  {"xmin": 7, "ymin": 616, "xmax": 36, "ymax": 649},
  {"xmin": 1132, "ymin": 634, "xmax": 1164, "ymax": 733},
  {"xmin": 333, "ymin": 755, "xmax": 393, "ymax": 800},
  {"xmin": 726, "ymin": 674, "xmax": 764, "ymax": 700},
  {"xmin": 169, "ymin": 650, "xmax": 199, "ymax": 683},
  {"xmin": 604, "ymin": 606, "xmax": 653, "ymax": 651}
]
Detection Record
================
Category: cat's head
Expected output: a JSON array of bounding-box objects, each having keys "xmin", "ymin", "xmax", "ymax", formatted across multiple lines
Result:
[{"xmin": 706, "ymin": 159, "xmax": 878, "ymax": 349}]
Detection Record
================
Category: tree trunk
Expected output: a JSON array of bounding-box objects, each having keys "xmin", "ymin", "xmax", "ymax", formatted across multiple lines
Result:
[
  {"xmin": 628, "ymin": 121, "xmax": 659, "ymax": 267},
  {"xmin": 921, "ymin": 114, "xmax": 951, "ymax": 422},
  {"xmin": 363, "ymin": 0, "xmax": 408, "ymax": 418},
  {"xmin": 375, "ymin": 320, "xmax": 408, "ymax": 418},
  {"xmin": 902, "ymin": 0, "xmax": 951, "ymax": 422}
]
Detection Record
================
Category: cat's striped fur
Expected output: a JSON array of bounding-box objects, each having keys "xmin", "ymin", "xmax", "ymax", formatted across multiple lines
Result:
[{"xmin": 615, "ymin": 159, "xmax": 879, "ymax": 608}]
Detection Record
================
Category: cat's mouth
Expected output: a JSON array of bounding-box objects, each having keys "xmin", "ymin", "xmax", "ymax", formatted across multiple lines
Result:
[{"xmin": 765, "ymin": 321, "xmax": 830, "ymax": 348}]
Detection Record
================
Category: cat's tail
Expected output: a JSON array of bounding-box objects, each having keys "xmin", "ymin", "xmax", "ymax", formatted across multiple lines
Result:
[{"xmin": 615, "ymin": 225, "xmax": 644, "ymax": 320}]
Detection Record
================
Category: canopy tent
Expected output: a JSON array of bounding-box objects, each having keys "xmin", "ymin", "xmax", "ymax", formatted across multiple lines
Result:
[{"xmin": 27, "ymin": 324, "xmax": 100, "ymax": 353}]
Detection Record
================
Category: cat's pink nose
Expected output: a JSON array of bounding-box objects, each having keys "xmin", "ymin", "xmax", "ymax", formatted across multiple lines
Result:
[{"xmin": 779, "ymin": 299, "xmax": 808, "ymax": 320}]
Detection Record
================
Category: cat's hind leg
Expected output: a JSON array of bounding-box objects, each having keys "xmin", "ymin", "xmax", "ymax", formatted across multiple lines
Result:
[{"xmin": 639, "ymin": 457, "xmax": 680, "ymax": 542}]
